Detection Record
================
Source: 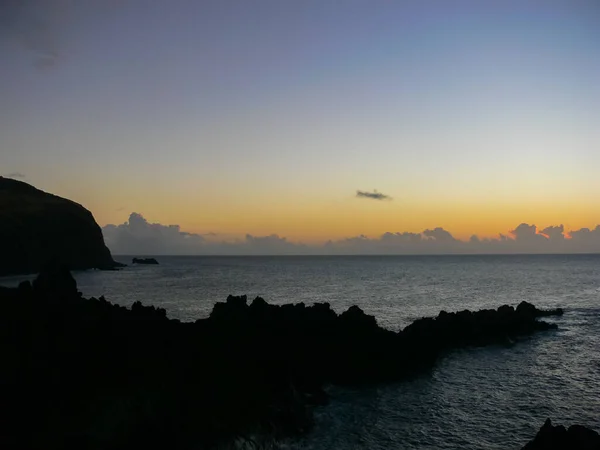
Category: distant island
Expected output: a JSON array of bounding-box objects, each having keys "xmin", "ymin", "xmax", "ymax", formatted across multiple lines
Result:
[
  {"xmin": 132, "ymin": 257, "xmax": 159, "ymax": 265},
  {"xmin": 0, "ymin": 177, "xmax": 123, "ymax": 276},
  {"xmin": 1, "ymin": 264, "xmax": 586, "ymax": 449}
]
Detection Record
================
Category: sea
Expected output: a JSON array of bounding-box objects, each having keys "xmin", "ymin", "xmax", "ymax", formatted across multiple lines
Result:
[{"xmin": 2, "ymin": 254, "xmax": 600, "ymax": 449}]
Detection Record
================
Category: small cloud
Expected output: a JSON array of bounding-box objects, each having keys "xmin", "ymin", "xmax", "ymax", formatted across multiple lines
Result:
[
  {"xmin": 3, "ymin": 172, "xmax": 25, "ymax": 179},
  {"xmin": 33, "ymin": 52, "xmax": 58, "ymax": 70},
  {"xmin": 356, "ymin": 190, "xmax": 392, "ymax": 201},
  {"xmin": 0, "ymin": 1, "xmax": 122, "ymax": 71}
]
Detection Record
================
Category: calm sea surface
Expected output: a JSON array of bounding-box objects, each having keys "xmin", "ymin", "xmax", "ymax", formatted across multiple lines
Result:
[{"xmin": 2, "ymin": 254, "xmax": 600, "ymax": 449}]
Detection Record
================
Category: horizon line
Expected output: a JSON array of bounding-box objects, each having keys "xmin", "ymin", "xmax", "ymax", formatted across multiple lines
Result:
[{"xmin": 113, "ymin": 252, "xmax": 600, "ymax": 258}]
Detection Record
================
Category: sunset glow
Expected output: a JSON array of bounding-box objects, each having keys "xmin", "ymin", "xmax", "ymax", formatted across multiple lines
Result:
[{"xmin": 1, "ymin": 0, "xmax": 598, "ymax": 250}]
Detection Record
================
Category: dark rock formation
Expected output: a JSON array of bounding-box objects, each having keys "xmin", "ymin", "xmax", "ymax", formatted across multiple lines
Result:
[
  {"xmin": 0, "ymin": 177, "xmax": 122, "ymax": 276},
  {"xmin": 0, "ymin": 266, "xmax": 563, "ymax": 449},
  {"xmin": 516, "ymin": 301, "xmax": 564, "ymax": 318},
  {"xmin": 132, "ymin": 257, "xmax": 159, "ymax": 265},
  {"xmin": 206, "ymin": 296, "xmax": 560, "ymax": 386},
  {"xmin": 31, "ymin": 262, "xmax": 80, "ymax": 298},
  {"xmin": 522, "ymin": 419, "xmax": 600, "ymax": 449}
]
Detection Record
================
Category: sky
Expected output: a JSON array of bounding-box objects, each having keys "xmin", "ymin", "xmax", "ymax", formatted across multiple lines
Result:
[{"xmin": 1, "ymin": 0, "xmax": 599, "ymax": 253}]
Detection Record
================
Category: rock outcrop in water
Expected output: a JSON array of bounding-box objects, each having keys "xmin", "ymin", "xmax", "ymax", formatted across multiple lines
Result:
[
  {"xmin": 132, "ymin": 257, "xmax": 159, "ymax": 265},
  {"xmin": 521, "ymin": 419, "xmax": 600, "ymax": 449},
  {"xmin": 208, "ymin": 296, "xmax": 561, "ymax": 386},
  {"xmin": 0, "ymin": 177, "xmax": 122, "ymax": 275},
  {"xmin": 0, "ymin": 266, "xmax": 563, "ymax": 449}
]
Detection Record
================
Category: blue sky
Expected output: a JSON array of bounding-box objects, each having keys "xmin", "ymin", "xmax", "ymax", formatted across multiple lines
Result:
[{"xmin": 1, "ymin": 0, "xmax": 599, "ymax": 245}]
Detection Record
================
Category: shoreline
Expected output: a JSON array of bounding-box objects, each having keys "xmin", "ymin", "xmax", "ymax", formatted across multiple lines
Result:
[{"xmin": 0, "ymin": 265, "xmax": 584, "ymax": 449}]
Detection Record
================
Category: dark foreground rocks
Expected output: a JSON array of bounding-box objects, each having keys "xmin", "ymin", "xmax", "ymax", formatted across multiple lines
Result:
[
  {"xmin": 522, "ymin": 419, "xmax": 600, "ymax": 449},
  {"xmin": 0, "ymin": 177, "xmax": 123, "ymax": 275},
  {"xmin": 0, "ymin": 267, "xmax": 563, "ymax": 449},
  {"xmin": 132, "ymin": 257, "xmax": 159, "ymax": 265}
]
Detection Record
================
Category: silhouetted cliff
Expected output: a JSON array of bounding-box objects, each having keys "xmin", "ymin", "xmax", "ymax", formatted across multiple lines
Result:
[
  {"xmin": 0, "ymin": 266, "xmax": 564, "ymax": 449},
  {"xmin": 0, "ymin": 177, "xmax": 121, "ymax": 275}
]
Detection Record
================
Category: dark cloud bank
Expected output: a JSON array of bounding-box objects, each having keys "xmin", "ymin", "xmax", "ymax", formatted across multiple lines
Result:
[
  {"xmin": 102, "ymin": 213, "xmax": 600, "ymax": 256},
  {"xmin": 102, "ymin": 213, "xmax": 306, "ymax": 256}
]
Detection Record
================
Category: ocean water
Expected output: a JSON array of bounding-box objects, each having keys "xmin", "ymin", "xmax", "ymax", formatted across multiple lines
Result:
[{"xmin": 2, "ymin": 254, "xmax": 600, "ymax": 449}]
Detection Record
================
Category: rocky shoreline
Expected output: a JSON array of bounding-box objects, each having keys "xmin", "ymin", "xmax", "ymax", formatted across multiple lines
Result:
[
  {"xmin": 523, "ymin": 419, "xmax": 600, "ymax": 449},
  {"xmin": 1, "ymin": 266, "xmax": 594, "ymax": 449}
]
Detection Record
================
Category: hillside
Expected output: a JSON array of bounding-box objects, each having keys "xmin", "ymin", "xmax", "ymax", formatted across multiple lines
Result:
[{"xmin": 0, "ymin": 177, "xmax": 121, "ymax": 275}]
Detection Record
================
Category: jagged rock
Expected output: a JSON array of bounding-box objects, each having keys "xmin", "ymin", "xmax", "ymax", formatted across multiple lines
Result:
[
  {"xmin": 0, "ymin": 177, "xmax": 122, "ymax": 275},
  {"xmin": 522, "ymin": 418, "xmax": 600, "ymax": 449},
  {"xmin": 209, "ymin": 294, "xmax": 249, "ymax": 321},
  {"xmin": 497, "ymin": 305, "xmax": 515, "ymax": 315},
  {"xmin": 517, "ymin": 301, "xmax": 563, "ymax": 318},
  {"xmin": 250, "ymin": 296, "xmax": 268, "ymax": 309},
  {"xmin": 205, "ymin": 293, "xmax": 563, "ymax": 386},
  {"xmin": 339, "ymin": 305, "xmax": 378, "ymax": 331},
  {"xmin": 0, "ymin": 268, "xmax": 566, "ymax": 450},
  {"xmin": 32, "ymin": 263, "xmax": 79, "ymax": 298}
]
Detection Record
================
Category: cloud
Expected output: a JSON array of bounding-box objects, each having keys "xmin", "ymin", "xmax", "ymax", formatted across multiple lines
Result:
[
  {"xmin": 511, "ymin": 223, "xmax": 546, "ymax": 242},
  {"xmin": 102, "ymin": 213, "xmax": 600, "ymax": 255},
  {"xmin": 326, "ymin": 229, "xmax": 463, "ymax": 255},
  {"xmin": 541, "ymin": 225, "xmax": 565, "ymax": 241},
  {"xmin": 102, "ymin": 212, "xmax": 206, "ymax": 255},
  {"xmin": 569, "ymin": 226, "xmax": 600, "ymax": 251},
  {"xmin": 0, "ymin": 0, "xmax": 65, "ymax": 68},
  {"xmin": 3, "ymin": 172, "xmax": 25, "ymax": 179},
  {"xmin": 102, "ymin": 213, "xmax": 311, "ymax": 256},
  {"xmin": 0, "ymin": 0, "xmax": 123, "ymax": 69},
  {"xmin": 356, "ymin": 190, "xmax": 392, "ymax": 201},
  {"xmin": 240, "ymin": 234, "xmax": 310, "ymax": 255},
  {"xmin": 423, "ymin": 227, "xmax": 456, "ymax": 243},
  {"xmin": 327, "ymin": 223, "xmax": 600, "ymax": 255},
  {"xmin": 34, "ymin": 52, "xmax": 58, "ymax": 69}
]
